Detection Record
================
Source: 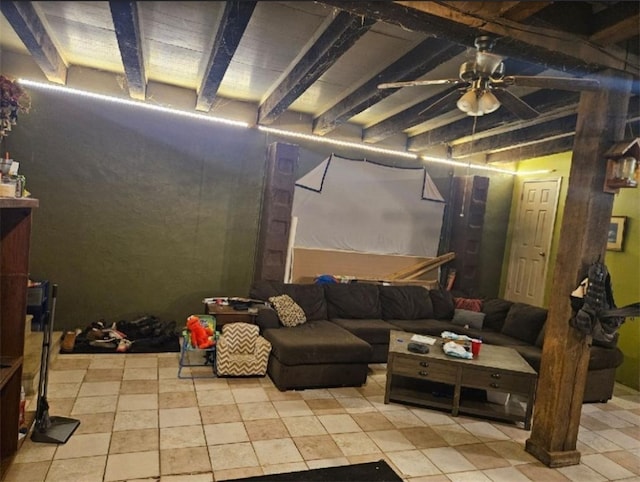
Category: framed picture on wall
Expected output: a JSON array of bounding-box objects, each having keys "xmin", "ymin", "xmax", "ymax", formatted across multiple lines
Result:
[{"xmin": 607, "ymin": 216, "xmax": 626, "ymax": 251}]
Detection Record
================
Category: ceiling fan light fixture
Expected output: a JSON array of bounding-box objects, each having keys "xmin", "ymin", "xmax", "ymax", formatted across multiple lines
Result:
[
  {"xmin": 457, "ymin": 89, "xmax": 480, "ymax": 115},
  {"xmin": 479, "ymin": 90, "xmax": 500, "ymax": 114},
  {"xmin": 457, "ymin": 88, "xmax": 501, "ymax": 116}
]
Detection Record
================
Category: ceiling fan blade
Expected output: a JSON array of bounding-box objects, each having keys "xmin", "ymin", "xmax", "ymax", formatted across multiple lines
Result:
[
  {"xmin": 378, "ymin": 79, "xmax": 463, "ymax": 89},
  {"xmin": 492, "ymin": 89, "xmax": 539, "ymax": 120},
  {"xmin": 418, "ymin": 88, "xmax": 463, "ymax": 117},
  {"xmin": 475, "ymin": 51, "xmax": 503, "ymax": 76},
  {"xmin": 501, "ymin": 75, "xmax": 601, "ymax": 92}
]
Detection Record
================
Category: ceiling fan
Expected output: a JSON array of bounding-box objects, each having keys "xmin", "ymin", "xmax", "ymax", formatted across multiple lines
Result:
[{"xmin": 378, "ymin": 36, "xmax": 601, "ymax": 120}]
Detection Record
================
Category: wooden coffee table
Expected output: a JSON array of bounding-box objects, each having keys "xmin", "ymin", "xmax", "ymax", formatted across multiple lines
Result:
[{"xmin": 385, "ymin": 330, "xmax": 538, "ymax": 429}]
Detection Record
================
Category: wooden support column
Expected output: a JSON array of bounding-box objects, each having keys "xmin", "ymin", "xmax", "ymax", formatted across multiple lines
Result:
[{"xmin": 525, "ymin": 70, "xmax": 632, "ymax": 467}]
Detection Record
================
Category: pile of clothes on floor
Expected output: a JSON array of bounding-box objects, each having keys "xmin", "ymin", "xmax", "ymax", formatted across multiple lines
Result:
[{"xmin": 62, "ymin": 315, "xmax": 180, "ymax": 353}]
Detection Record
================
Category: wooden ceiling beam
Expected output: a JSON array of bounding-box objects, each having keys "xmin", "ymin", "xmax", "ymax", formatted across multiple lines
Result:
[
  {"xmin": 196, "ymin": 1, "xmax": 257, "ymax": 112},
  {"xmin": 364, "ymin": 58, "xmax": 547, "ymax": 143},
  {"xmin": 407, "ymin": 89, "xmax": 580, "ymax": 151},
  {"xmin": 319, "ymin": 1, "xmax": 638, "ymax": 76},
  {"xmin": 589, "ymin": 2, "xmax": 640, "ymax": 46},
  {"xmin": 451, "ymin": 114, "xmax": 578, "ymax": 158},
  {"xmin": 0, "ymin": 1, "xmax": 66, "ymax": 84},
  {"xmin": 109, "ymin": 1, "xmax": 145, "ymax": 100},
  {"xmin": 312, "ymin": 38, "xmax": 465, "ymax": 135},
  {"xmin": 363, "ymin": 85, "xmax": 460, "ymax": 144},
  {"xmin": 258, "ymin": 12, "xmax": 374, "ymax": 126},
  {"xmin": 500, "ymin": 2, "xmax": 549, "ymax": 22},
  {"xmin": 486, "ymin": 136, "xmax": 575, "ymax": 163},
  {"xmin": 441, "ymin": 1, "xmax": 521, "ymax": 19},
  {"xmin": 486, "ymin": 96, "xmax": 638, "ymax": 163}
]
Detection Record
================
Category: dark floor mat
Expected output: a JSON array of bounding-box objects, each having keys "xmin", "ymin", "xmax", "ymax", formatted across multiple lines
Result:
[{"xmin": 220, "ymin": 460, "xmax": 403, "ymax": 482}]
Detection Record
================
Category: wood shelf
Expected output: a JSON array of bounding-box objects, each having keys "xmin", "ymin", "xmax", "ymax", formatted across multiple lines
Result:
[
  {"xmin": 0, "ymin": 198, "xmax": 39, "ymax": 209},
  {"xmin": 1, "ymin": 199, "xmax": 37, "ymax": 478},
  {"xmin": 0, "ymin": 356, "xmax": 23, "ymax": 390}
]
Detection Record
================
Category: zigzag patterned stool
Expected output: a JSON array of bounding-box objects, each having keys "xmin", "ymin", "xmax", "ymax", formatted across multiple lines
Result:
[{"xmin": 216, "ymin": 322, "xmax": 271, "ymax": 377}]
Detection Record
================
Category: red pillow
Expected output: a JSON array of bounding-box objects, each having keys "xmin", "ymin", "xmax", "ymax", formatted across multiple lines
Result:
[{"xmin": 454, "ymin": 297, "xmax": 483, "ymax": 312}]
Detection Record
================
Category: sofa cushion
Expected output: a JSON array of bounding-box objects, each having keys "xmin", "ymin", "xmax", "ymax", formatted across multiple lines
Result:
[
  {"xmin": 387, "ymin": 318, "xmax": 453, "ymax": 337},
  {"xmin": 501, "ymin": 303, "xmax": 547, "ymax": 345},
  {"xmin": 429, "ymin": 286, "xmax": 455, "ymax": 320},
  {"xmin": 535, "ymin": 324, "xmax": 546, "ymax": 348},
  {"xmin": 282, "ymin": 284, "xmax": 328, "ymax": 321},
  {"xmin": 454, "ymin": 297, "xmax": 483, "ymax": 312},
  {"xmin": 329, "ymin": 318, "xmax": 394, "ymax": 344},
  {"xmin": 324, "ymin": 283, "xmax": 381, "ymax": 319},
  {"xmin": 482, "ymin": 298, "xmax": 514, "ymax": 332},
  {"xmin": 379, "ymin": 285, "xmax": 433, "ymax": 320},
  {"xmin": 269, "ymin": 295, "xmax": 306, "ymax": 327},
  {"xmin": 452, "ymin": 309, "xmax": 486, "ymax": 330},
  {"xmin": 250, "ymin": 280, "xmax": 285, "ymax": 301},
  {"xmin": 263, "ymin": 320, "xmax": 372, "ymax": 365}
]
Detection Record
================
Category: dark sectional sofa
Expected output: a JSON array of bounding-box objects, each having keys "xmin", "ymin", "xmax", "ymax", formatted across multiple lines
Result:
[{"xmin": 249, "ymin": 281, "xmax": 623, "ymax": 402}]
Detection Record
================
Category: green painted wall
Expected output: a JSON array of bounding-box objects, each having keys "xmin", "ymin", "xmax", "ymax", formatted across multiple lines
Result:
[
  {"xmin": 504, "ymin": 153, "xmax": 639, "ymax": 390},
  {"xmin": 4, "ymin": 76, "xmax": 514, "ymax": 334},
  {"xmin": 8, "ymin": 88, "xmax": 268, "ymax": 330}
]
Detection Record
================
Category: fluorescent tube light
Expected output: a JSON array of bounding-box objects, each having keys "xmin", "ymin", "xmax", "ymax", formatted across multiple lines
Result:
[{"xmin": 18, "ymin": 79, "xmax": 249, "ymax": 128}]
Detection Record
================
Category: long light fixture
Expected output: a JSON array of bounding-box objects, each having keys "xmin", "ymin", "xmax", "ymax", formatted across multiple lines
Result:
[
  {"xmin": 18, "ymin": 79, "xmax": 552, "ymax": 176},
  {"xmin": 258, "ymin": 125, "xmax": 418, "ymax": 159},
  {"xmin": 18, "ymin": 79, "xmax": 250, "ymax": 128}
]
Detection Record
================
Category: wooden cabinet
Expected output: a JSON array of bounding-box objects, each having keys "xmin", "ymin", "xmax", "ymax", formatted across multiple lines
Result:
[{"xmin": 0, "ymin": 198, "xmax": 38, "ymax": 477}]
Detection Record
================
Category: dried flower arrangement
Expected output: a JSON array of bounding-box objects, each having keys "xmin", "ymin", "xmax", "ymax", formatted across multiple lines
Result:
[{"xmin": 0, "ymin": 75, "xmax": 31, "ymax": 137}]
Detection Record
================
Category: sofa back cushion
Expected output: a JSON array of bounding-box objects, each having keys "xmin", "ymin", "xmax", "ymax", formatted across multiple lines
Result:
[
  {"xmin": 282, "ymin": 284, "xmax": 328, "ymax": 321},
  {"xmin": 324, "ymin": 283, "xmax": 381, "ymax": 319},
  {"xmin": 379, "ymin": 285, "xmax": 433, "ymax": 320},
  {"xmin": 501, "ymin": 303, "xmax": 547, "ymax": 345},
  {"xmin": 429, "ymin": 286, "xmax": 455, "ymax": 320},
  {"xmin": 250, "ymin": 280, "xmax": 285, "ymax": 301},
  {"xmin": 482, "ymin": 298, "xmax": 514, "ymax": 331}
]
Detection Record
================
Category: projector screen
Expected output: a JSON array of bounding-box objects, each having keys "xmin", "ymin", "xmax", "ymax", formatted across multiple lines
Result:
[{"xmin": 292, "ymin": 154, "xmax": 445, "ymax": 257}]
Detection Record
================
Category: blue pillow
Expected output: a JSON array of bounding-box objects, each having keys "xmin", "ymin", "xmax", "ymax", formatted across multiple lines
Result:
[{"xmin": 452, "ymin": 309, "xmax": 486, "ymax": 330}]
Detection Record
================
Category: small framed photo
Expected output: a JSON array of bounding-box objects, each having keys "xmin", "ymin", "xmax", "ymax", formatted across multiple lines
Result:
[{"xmin": 607, "ymin": 216, "xmax": 627, "ymax": 251}]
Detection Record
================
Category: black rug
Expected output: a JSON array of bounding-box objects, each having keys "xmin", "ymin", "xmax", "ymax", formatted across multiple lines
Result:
[
  {"xmin": 62, "ymin": 315, "xmax": 180, "ymax": 354},
  {"xmin": 221, "ymin": 460, "xmax": 402, "ymax": 482}
]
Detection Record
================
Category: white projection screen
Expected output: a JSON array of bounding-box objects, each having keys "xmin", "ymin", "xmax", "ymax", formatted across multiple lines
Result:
[{"xmin": 292, "ymin": 154, "xmax": 445, "ymax": 257}]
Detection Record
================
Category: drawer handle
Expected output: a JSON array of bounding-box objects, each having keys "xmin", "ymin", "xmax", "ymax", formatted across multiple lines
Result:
[
  {"xmin": 490, "ymin": 382, "xmax": 500, "ymax": 389},
  {"xmin": 491, "ymin": 373, "xmax": 501, "ymax": 379},
  {"xmin": 418, "ymin": 371, "xmax": 429, "ymax": 377},
  {"xmin": 419, "ymin": 361, "xmax": 429, "ymax": 368}
]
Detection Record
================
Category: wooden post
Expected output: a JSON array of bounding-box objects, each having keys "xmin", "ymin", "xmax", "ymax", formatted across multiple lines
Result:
[{"xmin": 525, "ymin": 70, "xmax": 632, "ymax": 467}]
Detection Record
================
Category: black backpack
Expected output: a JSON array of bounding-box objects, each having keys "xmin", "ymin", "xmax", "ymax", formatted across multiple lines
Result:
[{"xmin": 569, "ymin": 261, "xmax": 639, "ymax": 343}]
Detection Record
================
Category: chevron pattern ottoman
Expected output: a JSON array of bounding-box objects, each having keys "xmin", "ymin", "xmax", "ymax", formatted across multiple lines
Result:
[{"xmin": 216, "ymin": 322, "xmax": 271, "ymax": 376}]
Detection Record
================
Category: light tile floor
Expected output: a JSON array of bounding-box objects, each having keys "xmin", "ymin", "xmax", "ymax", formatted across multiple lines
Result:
[{"xmin": 4, "ymin": 353, "xmax": 640, "ymax": 482}]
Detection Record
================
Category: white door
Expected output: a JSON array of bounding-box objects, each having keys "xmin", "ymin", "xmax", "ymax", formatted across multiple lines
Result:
[{"xmin": 505, "ymin": 179, "xmax": 561, "ymax": 306}]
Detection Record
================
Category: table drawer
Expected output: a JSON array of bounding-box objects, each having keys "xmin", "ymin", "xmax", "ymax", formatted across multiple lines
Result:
[
  {"xmin": 461, "ymin": 368, "xmax": 534, "ymax": 394},
  {"xmin": 391, "ymin": 355, "xmax": 457, "ymax": 383}
]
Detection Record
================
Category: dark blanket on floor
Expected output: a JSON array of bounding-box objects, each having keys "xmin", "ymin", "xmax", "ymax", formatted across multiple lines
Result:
[
  {"xmin": 65, "ymin": 315, "xmax": 181, "ymax": 354},
  {"xmin": 221, "ymin": 460, "xmax": 403, "ymax": 482}
]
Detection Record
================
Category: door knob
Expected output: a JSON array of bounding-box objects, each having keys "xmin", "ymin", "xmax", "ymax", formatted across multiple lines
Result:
[{"xmin": 539, "ymin": 251, "xmax": 546, "ymax": 257}]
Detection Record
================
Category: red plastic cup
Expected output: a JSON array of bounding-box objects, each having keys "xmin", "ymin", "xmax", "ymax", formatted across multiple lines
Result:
[{"xmin": 471, "ymin": 339, "xmax": 482, "ymax": 357}]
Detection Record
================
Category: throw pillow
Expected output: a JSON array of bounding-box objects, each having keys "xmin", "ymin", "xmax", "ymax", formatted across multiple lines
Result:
[
  {"xmin": 454, "ymin": 297, "xmax": 483, "ymax": 312},
  {"xmin": 482, "ymin": 298, "xmax": 514, "ymax": 331},
  {"xmin": 268, "ymin": 294, "xmax": 307, "ymax": 327},
  {"xmin": 452, "ymin": 309, "xmax": 486, "ymax": 330},
  {"xmin": 501, "ymin": 303, "xmax": 547, "ymax": 345},
  {"xmin": 429, "ymin": 286, "xmax": 455, "ymax": 320}
]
